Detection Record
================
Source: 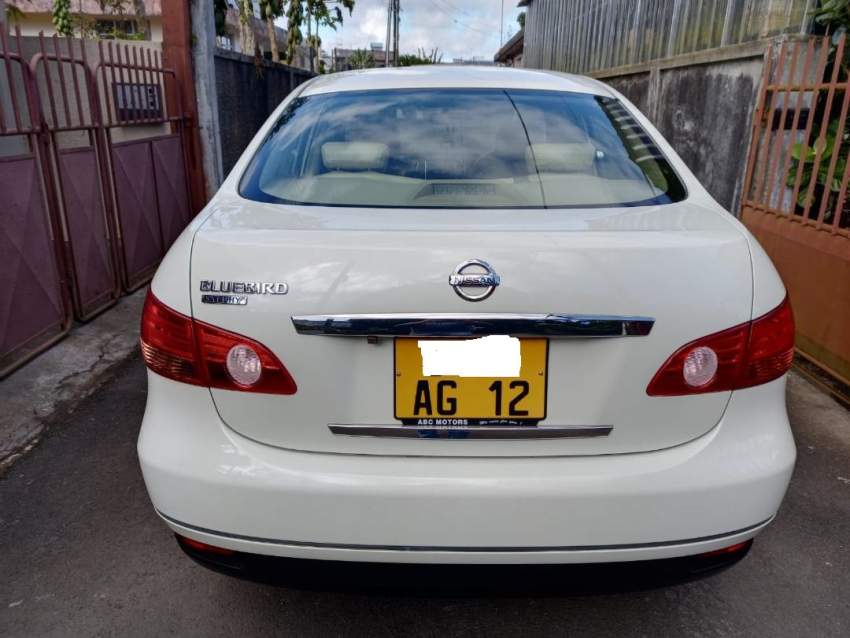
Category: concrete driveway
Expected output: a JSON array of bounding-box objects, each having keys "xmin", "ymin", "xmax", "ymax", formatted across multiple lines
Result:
[{"xmin": 1, "ymin": 357, "xmax": 848, "ymax": 637}]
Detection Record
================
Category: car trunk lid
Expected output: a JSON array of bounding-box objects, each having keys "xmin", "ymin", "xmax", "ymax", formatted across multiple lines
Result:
[{"xmin": 190, "ymin": 197, "xmax": 751, "ymax": 457}]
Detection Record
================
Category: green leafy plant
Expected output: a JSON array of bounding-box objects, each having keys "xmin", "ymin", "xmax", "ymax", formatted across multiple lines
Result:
[
  {"xmin": 785, "ymin": 1, "xmax": 850, "ymax": 222},
  {"xmin": 812, "ymin": 0, "xmax": 850, "ymax": 30},
  {"xmin": 347, "ymin": 48, "xmax": 374, "ymax": 69},
  {"xmin": 399, "ymin": 48, "xmax": 443, "ymax": 66},
  {"xmin": 788, "ymin": 120, "xmax": 849, "ymax": 211},
  {"xmin": 52, "ymin": 0, "xmax": 73, "ymax": 36}
]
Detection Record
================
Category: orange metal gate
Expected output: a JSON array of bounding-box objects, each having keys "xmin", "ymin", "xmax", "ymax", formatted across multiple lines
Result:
[{"xmin": 742, "ymin": 35, "xmax": 850, "ymax": 385}]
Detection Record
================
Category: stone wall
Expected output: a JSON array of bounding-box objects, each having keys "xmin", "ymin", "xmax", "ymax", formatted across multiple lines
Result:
[{"xmin": 597, "ymin": 47, "xmax": 766, "ymax": 213}]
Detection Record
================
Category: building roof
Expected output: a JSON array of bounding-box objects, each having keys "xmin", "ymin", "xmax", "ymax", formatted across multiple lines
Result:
[
  {"xmin": 302, "ymin": 65, "xmax": 612, "ymax": 97},
  {"xmin": 494, "ymin": 29, "xmax": 524, "ymax": 63},
  {"xmin": 9, "ymin": 0, "xmax": 162, "ymax": 14}
]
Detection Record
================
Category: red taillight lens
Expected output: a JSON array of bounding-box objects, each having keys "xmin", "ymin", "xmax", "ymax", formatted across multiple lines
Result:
[
  {"xmin": 140, "ymin": 290, "xmax": 297, "ymax": 394},
  {"xmin": 740, "ymin": 295, "xmax": 795, "ymax": 388},
  {"xmin": 140, "ymin": 291, "xmax": 202, "ymax": 385},
  {"xmin": 647, "ymin": 296, "xmax": 794, "ymax": 396}
]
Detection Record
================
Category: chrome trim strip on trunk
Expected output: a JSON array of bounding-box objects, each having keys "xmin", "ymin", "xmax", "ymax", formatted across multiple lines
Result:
[
  {"xmin": 159, "ymin": 511, "xmax": 773, "ymax": 552},
  {"xmin": 291, "ymin": 314, "xmax": 654, "ymax": 338},
  {"xmin": 328, "ymin": 424, "xmax": 614, "ymax": 439}
]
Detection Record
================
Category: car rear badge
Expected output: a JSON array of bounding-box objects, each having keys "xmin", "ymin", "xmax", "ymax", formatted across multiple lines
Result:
[
  {"xmin": 200, "ymin": 280, "xmax": 288, "ymax": 305},
  {"xmin": 449, "ymin": 259, "xmax": 500, "ymax": 302}
]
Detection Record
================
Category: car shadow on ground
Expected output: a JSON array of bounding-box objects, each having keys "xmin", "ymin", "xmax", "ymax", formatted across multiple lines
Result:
[{"xmin": 183, "ymin": 541, "xmax": 750, "ymax": 597}]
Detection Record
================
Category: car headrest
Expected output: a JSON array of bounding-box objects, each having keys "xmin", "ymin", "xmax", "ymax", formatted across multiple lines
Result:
[
  {"xmin": 322, "ymin": 142, "xmax": 389, "ymax": 171},
  {"xmin": 526, "ymin": 143, "xmax": 596, "ymax": 174}
]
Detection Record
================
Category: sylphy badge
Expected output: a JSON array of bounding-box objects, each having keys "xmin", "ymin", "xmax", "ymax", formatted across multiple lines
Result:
[{"xmin": 200, "ymin": 280, "xmax": 288, "ymax": 305}]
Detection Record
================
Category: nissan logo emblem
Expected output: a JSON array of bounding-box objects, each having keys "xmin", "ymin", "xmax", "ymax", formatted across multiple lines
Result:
[{"xmin": 448, "ymin": 259, "xmax": 500, "ymax": 302}]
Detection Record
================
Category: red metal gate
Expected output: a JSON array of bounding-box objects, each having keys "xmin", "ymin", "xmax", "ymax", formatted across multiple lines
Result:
[
  {"xmin": 96, "ymin": 41, "xmax": 192, "ymax": 291},
  {"xmin": 0, "ymin": 25, "xmax": 195, "ymax": 378},
  {"xmin": 30, "ymin": 33, "xmax": 121, "ymax": 320},
  {"xmin": 0, "ymin": 27, "xmax": 71, "ymax": 377},
  {"xmin": 742, "ymin": 35, "xmax": 850, "ymax": 386}
]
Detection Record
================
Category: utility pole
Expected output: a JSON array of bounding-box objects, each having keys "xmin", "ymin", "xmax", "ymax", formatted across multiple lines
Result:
[
  {"xmin": 385, "ymin": 0, "xmax": 400, "ymax": 67},
  {"xmin": 393, "ymin": 0, "xmax": 400, "ymax": 66},
  {"xmin": 500, "ymin": 0, "xmax": 505, "ymax": 47},
  {"xmin": 385, "ymin": 0, "xmax": 392, "ymax": 67}
]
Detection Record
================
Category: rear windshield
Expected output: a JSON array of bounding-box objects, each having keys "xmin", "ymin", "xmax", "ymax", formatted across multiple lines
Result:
[{"xmin": 239, "ymin": 88, "xmax": 686, "ymax": 209}]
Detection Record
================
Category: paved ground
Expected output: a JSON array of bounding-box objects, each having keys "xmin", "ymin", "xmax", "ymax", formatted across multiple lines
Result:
[
  {"xmin": 0, "ymin": 291, "xmax": 145, "ymax": 469},
  {"xmin": 1, "ymin": 357, "xmax": 848, "ymax": 637}
]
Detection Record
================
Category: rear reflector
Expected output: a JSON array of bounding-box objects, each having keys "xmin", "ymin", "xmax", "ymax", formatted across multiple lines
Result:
[
  {"xmin": 647, "ymin": 296, "xmax": 794, "ymax": 396},
  {"xmin": 140, "ymin": 290, "xmax": 297, "ymax": 394},
  {"xmin": 175, "ymin": 534, "xmax": 236, "ymax": 556},
  {"xmin": 698, "ymin": 539, "xmax": 752, "ymax": 558}
]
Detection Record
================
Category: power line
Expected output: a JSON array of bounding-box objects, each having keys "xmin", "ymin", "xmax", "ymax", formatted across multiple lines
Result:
[{"xmin": 425, "ymin": 0, "xmax": 494, "ymax": 36}]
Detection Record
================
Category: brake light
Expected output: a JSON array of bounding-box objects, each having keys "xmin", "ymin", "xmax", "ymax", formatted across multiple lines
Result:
[
  {"xmin": 647, "ymin": 296, "xmax": 794, "ymax": 396},
  {"xmin": 140, "ymin": 291, "xmax": 297, "ymax": 394}
]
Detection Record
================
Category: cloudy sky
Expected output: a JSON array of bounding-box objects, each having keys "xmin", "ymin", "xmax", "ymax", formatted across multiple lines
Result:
[{"xmin": 290, "ymin": 0, "xmax": 524, "ymax": 62}]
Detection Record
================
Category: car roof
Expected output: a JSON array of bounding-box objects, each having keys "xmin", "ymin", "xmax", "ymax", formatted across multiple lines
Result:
[{"xmin": 300, "ymin": 65, "xmax": 614, "ymax": 98}]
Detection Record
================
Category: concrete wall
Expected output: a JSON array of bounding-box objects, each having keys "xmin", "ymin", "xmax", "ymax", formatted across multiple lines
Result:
[
  {"xmin": 596, "ymin": 47, "xmax": 765, "ymax": 213},
  {"xmin": 11, "ymin": 14, "xmax": 164, "ymax": 42},
  {"xmin": 214, "ymin": 49, "xmax": 313, "ymax": 176}
]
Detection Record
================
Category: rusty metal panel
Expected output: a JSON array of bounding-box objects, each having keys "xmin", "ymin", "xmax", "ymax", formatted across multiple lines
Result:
[
  {"xmin": 57, "ymin": 146, "xmax": 118, "ymax": 318},
  {"xmin": 151, "ymin": 134, "xmax": 190, "ymax": 248},
  {"xmin": 743, "ymin": 209, "xmax": 850, "ymax": 385},
  {"xmin": 742, "ymin": 34, "xmax": 850, "ymax": 386},
  {"xmin": 0, "ymin": 155, "xmax": 68, "ymax": 376},
  {"xmin": 111, "ymin": 140, "xmax": 163, "ymax": 290}
]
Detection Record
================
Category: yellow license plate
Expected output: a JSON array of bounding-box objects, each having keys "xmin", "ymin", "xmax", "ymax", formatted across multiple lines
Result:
[{"xmin": 394, "ymin": 338, "xmax": 548, "ymax": 425}]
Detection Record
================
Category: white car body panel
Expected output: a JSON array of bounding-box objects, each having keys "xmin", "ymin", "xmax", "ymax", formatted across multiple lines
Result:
[
  {"xmin": 140, "ymin": 66, "xmax": 795, "ymax": 563},
  {"xmin": 139, "ymin": 372, "xmax": 794, "ymax": 563}
]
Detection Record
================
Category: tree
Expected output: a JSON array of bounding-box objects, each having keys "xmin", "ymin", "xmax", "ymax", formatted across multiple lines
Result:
[
  {"xmin": 52, "ymin": 0, "xmax": 73, "ymax": 36},
  {"xmin": 347, "ymin": 48, "xmax": 374, "ymax": 70},
  {"xmin": 517, "ymin": 12, "xmax": 525, "ymax": 30},
  {"xmin": 214, "ymin": 0, "xmax": 228, "ymax": 37},
  {"xmin": 259, "ymin": 0, "xmax": 284, "ymax": 62},
  {"xmin": 399, "ymin": 48, "xmax": 442, "ymax": 66},
  {"xmin": 238, "ymin": 0, "xmax": 256, "ymax": 56},
  {"xmin": 285, "ymin": 1, "xmax": 356, "ymax": 72}
]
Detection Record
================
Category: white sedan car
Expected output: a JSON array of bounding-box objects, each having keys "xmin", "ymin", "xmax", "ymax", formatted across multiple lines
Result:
[{"xmin": 138, "ymin": 66, "xmax": 796, "ymax": 574}]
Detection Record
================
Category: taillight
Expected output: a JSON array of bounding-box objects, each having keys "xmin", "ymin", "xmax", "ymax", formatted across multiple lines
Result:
[
  {"xmin": 140, "ymin": 291, "xmax": 297, "ymax": 394},
  {"xmin": 647, "ymin": 296, "xmax": 794, "ymax": 396}
]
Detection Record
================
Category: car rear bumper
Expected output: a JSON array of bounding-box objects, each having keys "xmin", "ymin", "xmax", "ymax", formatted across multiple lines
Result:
[{"xmin": 138, "ymin": 372, "xmax": 796, "ymax": 564}]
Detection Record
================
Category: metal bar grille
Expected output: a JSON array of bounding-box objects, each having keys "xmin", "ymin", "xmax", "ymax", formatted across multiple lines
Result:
[{"xmin": 743, "ymin": 35, "xmax": 850, "ymax": 236}]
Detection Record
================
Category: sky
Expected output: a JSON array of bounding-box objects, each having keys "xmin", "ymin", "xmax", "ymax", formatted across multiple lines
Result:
[{"xmin": 281, "ymin": 0, "xmax": 524, "ymax": 62}]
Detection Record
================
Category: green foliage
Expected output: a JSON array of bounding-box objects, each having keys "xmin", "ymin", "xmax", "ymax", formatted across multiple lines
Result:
[
  {"xmin": 812, "ymin": 0, "xmax": 850, "ymax": 30},
  {"xmin": 788, "ymin": 1, "xmax": 850, "ymax": 215},
  {"xmin": 788, "ymin": 120, "xmax": 849, "ymax": 210},
  {"xmin": 285, "ymin": 1, "xmax": 356, "ymax": 67},
  {"xmin": 52, "ymin": 0, "xmax": 73, "ymax": 36},
  {"xmin": 399, "ymin": 48, "xmax": 443, "ymax": 66},
  {"xmin": 347, "ymin": 48, "xmax": 374, "ymax": 69},
  {"xmin": 517, "ymin": 12, "xmax": 525, "ymax": 30}
]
